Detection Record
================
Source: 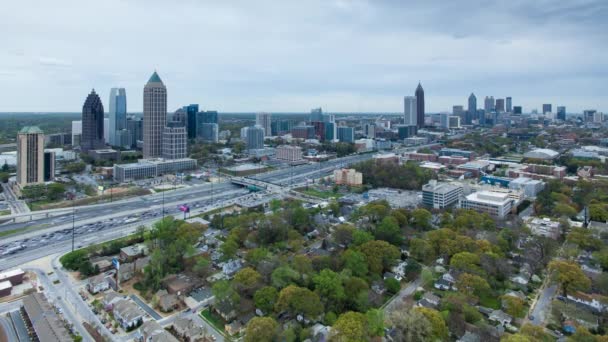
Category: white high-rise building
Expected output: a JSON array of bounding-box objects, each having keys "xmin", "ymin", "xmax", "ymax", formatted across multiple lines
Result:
[
  {"xmin": 71, "ymin": 120, "xmax": 82, "ymax": 147},
  {"xmin": 104, "ymin": 118, "xmax": 109, "ymax": 144},
  {"xmin": 404, "ymin": 96, "xmax": 417, "ymax": 126},
  {"xmin": 143, "ymin": 72, "xmax": 167, "ymax": 159},
  {"xmin": 255, "ymin": 112, "xmax": 272, "ymax": 137}
]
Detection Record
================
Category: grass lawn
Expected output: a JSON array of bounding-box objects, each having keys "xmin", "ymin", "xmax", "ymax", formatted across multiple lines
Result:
[
  {"xmin": 0, "ymin": 209, "xmax": 11, "ymax": 216},
  {"xmin": 200, "ymin": 308, "xmax": 226, "ymax": 333},
  {"xmin": 479, "ymin": 293, "xmax": 501, "ymax": 309}
]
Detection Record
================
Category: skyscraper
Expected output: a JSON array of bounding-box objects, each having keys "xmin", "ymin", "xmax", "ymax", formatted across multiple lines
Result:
[
  {"xmin": 185, "ymin": 104, "xmax": 199, "ymax": 139},
  {"xmin": 126, "ymin": 117, "xmax": 143, "ymax": 148},
  {"xmin": 143, "ymin": 71, "xmax": 167, "ymax": 159},
  {"xmin": 17, "ymin": 126, "xmax": 45, "ymax": 185},
  {"xmin": 337, "ymin": 126, "xmax": 354, "ymax": 143},
  {"xmin": 108, "ymin": 88, "xmax": 127, "ymax": 146},
  {"xmin": 256, "ymin": 112, "xmax": 272, "ymax": 137},
  {"xmin": 484, "ymin": 96, "xmax": 495, "ymax": 112},
  {"xmin": 415, "ymin": 83, "xmax": 425, "ymax": 128},
  {"xmin": 495, "ymin": 99, "xmax": 505, "ymax": 113},
  {"xmin": 506, "ymin": 97, "xmax": 512, "ymax": 112},
  {"xmin": 513, "ymin": 106, "xmax": 522, "ymax": 115},
  {"xmin": 198, "ymin": 123, "xmax": 219, "ymax": 143},
  {"xmin": 403, "ymin": 96, "xmax": 417, "ymax": 126},
  {"xmin": 162, "ymin": 123, "xmax": 187, "ymax": 160},
  {"xmin": 310, "ymin": 108, "xmax": 323, "ymax": 122},
  {"xmin": 171, "ymin": 107, "xmax": 187, "ymax": 126},
  {"xmin": 245, "ymin": 126, "xmax": 265, "ymax": 151},
  {"xmin": 542, "ymin": 104, "xmax": 552, "ymax": 114},
  {"xmin": 452, "ymin": 106, "xmax": 464, "ymax": 120},
  {"xmin": 81, "ymin": 89, "xmax": 105, "ymax": 152},
  {"xmin": 467, "ymin": 93, "xmax": 477, "ymax": 125},
  {"xmin": 556, "ymin": 106, "xmax": 566, "ymax": 121}
]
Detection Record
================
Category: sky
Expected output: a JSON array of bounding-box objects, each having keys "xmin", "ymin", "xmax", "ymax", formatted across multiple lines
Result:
[{"xmin": 1, "ymin": 0, "xmax": 607, "ymax": 113}]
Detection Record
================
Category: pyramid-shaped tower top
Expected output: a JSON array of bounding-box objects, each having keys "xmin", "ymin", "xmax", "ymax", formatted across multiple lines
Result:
[{"xmin": 147, "ymin": 71, "xmax": 163, "ymax": 84}]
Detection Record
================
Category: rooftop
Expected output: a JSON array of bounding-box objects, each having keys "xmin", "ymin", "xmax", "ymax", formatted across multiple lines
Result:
[
  {"xmin": 465, "ymin": 191, "xmax": 511, "ymax": 205},
  {"xmin": 147, "ymin": 71, "xmax": 164, "ymax": 84},
  {"xmin": 19, "ymin": 126, "xmax": 44, "ymax": 134}
]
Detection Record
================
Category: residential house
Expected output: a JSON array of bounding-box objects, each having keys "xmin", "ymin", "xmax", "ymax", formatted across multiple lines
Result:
[
  {"xmin": 113, "ymin": 299, "xmax": 144, "ymax": 330},
  {"xmin": 566, "ymin": 292, "xmax": 608, "ymax": 313},
  {"xmin": 120, "ymin": 244, "xmax": 148, "ymax": 262},
  {"xmin": 311, "ymin": 323, "xmax": 331, "ymax": 342},
  {"xmin": 418, "ymin": 292, "xmax": 441, "ymax": 309},
  {"xmin": 102, "ymin": 291, "xmax": 125, "ymax": 311},
  {"xmin": 488, "ymin": 310, "xmax": 512, "ymax": 326},
  {"xmin": 225, "ymin": 321, "xmax": 243, "ymax": 336},
  {"xmin": 155, "ymin": 290, "xmax": 178, "ymax": 312},
  {"xmin": 163, "ymin": 274, "xmax": 199, "ymax": 296},
  {"xmin": 135, "ymin": 256, "xmax": 151, "ymax": 274},
  {"xmin": 172, "ymin": 317, "xmax": 206, "ymax": 342},
  {"xmin": 118, "ymin": 262, "xmax": 135, "ymax": 283},
  {"xmin": 214, "ymin": 300, "xmax": 237, "ymax": 321},
  {"xmin": 87, "ymin": 274, "xmax": 110, "ymax": 294},
  {"xmin": 434, "ymin": 271, "xmax": 456, "ymax": 291},
  {"xmin": 222, "ymin": 259, "xmax": 243, "ymax": 278},
  {"xmin": 458, "ymin": 331, "xmax": 481, "ymax": 342},
  {"xmin": 92, "ymin": 259, "xmax": 113, "ymax": 272},
  {"xmin": 138, "ymin": 320, "xmax": 179, "ymax": 342}
]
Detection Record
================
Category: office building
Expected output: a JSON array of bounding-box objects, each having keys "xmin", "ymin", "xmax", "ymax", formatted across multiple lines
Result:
[
  {"xmin": 184, "ymin": 104, "xmax": 199, "ymax": 139},
  {"xmin": 256, "ymin": 112, "xmax": 272, "ymax": 137},
  {"xmin": 81, "ymin": 90, "xmax": 105, "ymax": 152},
  {"xmin": 415, "ymin": 83, "xmax": 425, "ymax": 128},
  {"xmin": 513, "ymin": 106, "xmax": 522, "ymax": 115},
  {"xmin": 459, "ymin": 191, "xmax": 514, "ymax": 219},
  {"xmin": 556, "ymin": 106, "xmax": 566, "ymax": 121},
  {"xmin": 484, "ymin": 96, "xmax": 495, "ymax": 112},
  {"xmin": 422, "ymin": 180, "xmax": 463, "ymax": 209},
  {"xmin": 403, "ymin": 96, "xmax": 417, "ymax": 126},
  {"xmin": 276, "ymin": 145, "xmax": 303, "ymax": 162},
  {"xmin": 271, "ymin": 120, "xmax": 294, "ymax": 136},
  {"xmin": 126, "ymin": 117, "xmax": 143, "ymax": 148},
  {"xmin": 171, "ymin": 107, "xmax": 187, "ymax": 126},
  {"xmin": 452, "ymin": 105, "xmax": 464, "ymax": 122},
  {"xmin": 439, "ymin": 148, "xmax": 474, "ymax": 160},
  {"xmin": 542, "ymin": 104, "xmax": 552, "ymax": 114},
  {"xmin": 449, "ymin": 116, "xmax": 460, "ymax": 129},
  {"xmin": 114, "ymin": 158, "xmax": 197, "ymax": 182},
  {"xmin": 245, "ymin": 126, "xmax": 265, "ymax": 151},
  {"xmin": 325, "ymin": 122, "xmax": 336, "ymax": 141},
  {"xmin": 337, "ymin": 126, "xmax": 354, "ymax": 143},
  {"xmin": 509, "ymin": 177, "xmax": 544, "ymax": 198},
  {"xmin": 292, "ymin": 125, "xmax": 316, "ymax": 139},
  {"xmin": 162, "ymin": 124, "xmax": 187, "ymax": 160},
  {"xmin": 143, "ymin": 71, "xmax": 167, "ymax": 159},
  {"xmin": 526, "ymin": 217, "xmax": 562, "ymax": 239},
  {"xmin": 495, "ymin": 99, "xmax": 505, "ymax": 112},
  {"xmin": 198, "ymin": 123, "xmax": 219, "ymax": 143},
  {"xmin": 108, "ymin": 88, "xmax": 127, "ymax": 146},
  {"xmin": 467, "ymin": 93, "xmax": 477, "ymax": 125},
  {"xmin": 506, "ymin": 97, "xmax": 512, "ymax": 112},
  {"xmin": 17, "ymin": 126, "xmax": 45, "ymax": 186},
  {"xmin": 396, "ymin": 125, "xmax": 417, "ymax": 139},
  {"xmin": 583, "ymin": 110, "xmax": 597, "ymax": 122},
  {"xmin": 71, "ymin": 121, "xmax": 82, "ymax": 147},
  {"xmin": 311, "ymin": 121, "xmax": 326, "ymax": 141},
  {"xmin": 310, "ymin": 107, "xmax": 323, "ymax": 122},
  {"xmin": 43, "ymin": 151, "xmax": 55, "ymax": 182},
  {"xmin": 364, "ymin": 123, "xmax": 376, "ymax": 138},
  {"xmin": 440, "ymin": 113, "xmax": 450, "ymax": 129},
  {"xmin": 333, "ymin": 169, "xmax": 362, "ymax": 186},
  {"xmin": 197, "ymin": 110, "xmax": 218, "ymax": 125}
]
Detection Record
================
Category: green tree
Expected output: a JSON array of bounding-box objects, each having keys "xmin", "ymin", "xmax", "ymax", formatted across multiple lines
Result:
[
  {"xmin": 549, "ymin": 260, "xmax": 591, "ymax": 296},
  {"xmin": 254, "ymin": 286, "xmax": 278, "ymax": 314},
  {"xmin": 333, "ymin": 224, "xmax": 355, "ymax": 246},
  {"xmin": 220, "ymin": 238, "xmax": 239, "ymax": 260},
  {"xmin": 341, "ymin": 249, "xmax": 368, "ymax": 278},
  {"xmin": 411, "ymin": 208, "xmax": 432, "ymax": 230},
  {"xmin": 352, "ymin": 230, "xmax": 374, "ymax": 246},
  {"xmin": 233, "ymin": 267, "xmax": 262, "ymax": 294},
  {"xmin": 245, "ymin": 248, "xmax": 269, "ymax": 266},
  {"xmin": 192, "ymin": 256, "xmax": 211, "ymax": 278},
  {"xmin": 358, "ymin": 240, "xmax": 400, "ymax": 275},
  {"xmin": 244, "ymin": 317, "xmax": 279, "ymax": 342},
  {"xmin": 212, "ymin": 280, "xmax": 240, "ymax": 304},
  {"xmin": 456, "ymin": 273, "xmax": 490, "ymax": 299},
  {"xmin": 415, "ymin": 307, "xmax": 448, "ymax": 340},
  {"xmin": 450, "ymin": 252, "xmax": 482, "ymax": 274},
  {"xmin": 389, "ymin": 307, "xmax": 433, "ymax": 342},
  {"xmin": 271, "ymin": 266, "xmax": 301, "ymax": 289},
  {"xmin": 366, "ymin": 309, "xmax": 384, "ymax": 337},
  {"xmin": 0, "ymin": 172, "xmax": 9, "ymax": 183},
  {"xmin": 374, "ymin": 216, "xmax": 403, "ymax": 246},
  {"xmin": 275, "ymin": 285, "xmax": 323, "ymax": 318},
  {"xmin": 384, "ymin": 277, "xmax": 400, "ymax": 294},
  {"xmin": 313, "ymin": 269, "xmax": 346, "ymax": 310},
  {"xmin": 502, "ymin": 295, "xmax": 525, "ymax": 317},
  {"xmin": 330, "ymin": 311, "xmax": 368, "ymax": 342}
]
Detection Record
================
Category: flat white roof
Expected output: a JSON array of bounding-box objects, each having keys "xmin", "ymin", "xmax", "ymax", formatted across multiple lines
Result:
[
  {"xmin": 465, "ymin": 191, "xmax": 511, "ymax": 205},
  {"xmin": 0, "ymin": 268, "xmax": 24, "ymax": 280},
  {"xmin": 0, "ymin": 281, "xmax": 11, "ymax": 291}
]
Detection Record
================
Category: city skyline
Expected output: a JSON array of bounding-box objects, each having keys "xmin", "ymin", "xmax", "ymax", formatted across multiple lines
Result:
[{"xmin": 1, "ymin": 1, "xmax": 606, "ymax": 113}]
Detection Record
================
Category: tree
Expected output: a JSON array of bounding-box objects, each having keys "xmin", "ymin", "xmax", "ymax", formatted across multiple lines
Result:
[
  {"xmin": 389, "ymin": 307, "xmax": 433, "ymax": 342},
  {"xmin": 220, "ymin": 238, "xmax": 239, "ymax": 260},
  {"xmin": 330, "ymin": 311, "xmax": 368, "ymax": 342},
  {"xmin": 254, "ymin": 286, "xmax": 278, "ymax": 314},
  {"xmin": 456, "ymin": 273, "xmax": 490, "ymax": 299},
  {"xmin": 212, "ymin": 280, "xmax": 240, "ymax": 304},
  {"xmin": 246, "ymin": 248, "xmax": 269, "ymax": 266},
  {"xmin": 366, "ymin": 309, "xmax": 384, "ymax": 337},
  {"xmin": 333, "ymin": 224, "xmax": 355, "ymax": 246},
  {"xmin": 384, "ymin": 277, "xmax": 400, "ymax": 294},
  {"xmin": 358, "ymin": 240, "xmax": 400, "ymax": 275},
  {"xmin": 0, "ymin": 172, "xmax": 9, "ymax": 183},
  {"xmin": 593, "ymin": 248, "xmax": 608, "ymax": 271},
  {"xmin": 414, "ymin": 307, "xmax": 448, "ymax": 340},
  {"xmin": 549, "ymin": 260, "xmax": 591, "ymax": 296},
  {"xmin": 568, "ymin": 227, "xmax": 603, "ymax": 251},
  {"xmin": 352, "ymin": 230, "xmax": 374, "ymax": 246},
  {"xmin": 450, "ymin": 252, "xmax": 481, "ymax": 275},
  {"xmin": 271, "ymin": 266, "xmax": 300, "ymax": 289},
  {"xmin": 518, "ymin": 324, "xmax": 553, "ymax": 342},
  {"xmin": 502, "ymin": 295, "xmax": 525, "ymax": 317},
  {"xmin": 313, "ymin": 269, "xmax": 346, "ymax": 311},
  {"xmin": 341, "ymin": 249, "xmax": 368, "ymax": 278},
  {"xmin": 275, "ymin": 285, "xmax": 323, "ymax": 318},
  {"xmin": 244, "ymin": 317, "xmax": 279, "ymax": 342},
  {"xmin": 411, "ymin": 208, "xmax": 432, "ymax": 230},
  {"xmin": 374, "ymin": 216, "xmax": 403, "ymax": 246},
  {"xmin": 233, "ymin": 267, "xmax": 262, "ymax": 294},
  {"xmin": 409, "ymin": 238, "xmax": 434, "ymax": 263},
  {"xmin": 192, "ymin": 256, "xmax": 211, "ymax": 278}
]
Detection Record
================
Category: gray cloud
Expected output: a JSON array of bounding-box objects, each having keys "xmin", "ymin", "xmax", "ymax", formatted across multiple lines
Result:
[{"xmin": 0, "ymin": 0, "xmax": 606, "ymax": 112}]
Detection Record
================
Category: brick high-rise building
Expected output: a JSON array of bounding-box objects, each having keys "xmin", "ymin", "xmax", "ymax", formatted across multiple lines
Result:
[{"xmin": 17, "ymin": 126, "xmax": 45, "ymax": 185}]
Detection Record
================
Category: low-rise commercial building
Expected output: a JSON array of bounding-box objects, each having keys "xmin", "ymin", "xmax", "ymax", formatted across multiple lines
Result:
[
  {"xmin": 23, "ymin": 293, "xmax": 72, "ymax": 342},
  {"xmin": 276, "ymin": 145, "xmax": 303, "ymax": 162},
  {"xmin": 459, "ymin": 191, "xmax": 514, "ymax": 219},
  {"xmin": 113, "ymin": 158, "xmax": 197, "ymax": 182},
  {"xmin": 422, "ymin": 180, "xmax": 463, "ymax": 209},
  {"xmin": 333, "ymin": 168, "xmax": 362, "ymax": 186},
  {"xmin": 509, "ymin": 177, "xmax": 545, "ymax": 198},
  {"xmin": 526, "ymin": 217, "xmax": 561, "ymax": 239}
]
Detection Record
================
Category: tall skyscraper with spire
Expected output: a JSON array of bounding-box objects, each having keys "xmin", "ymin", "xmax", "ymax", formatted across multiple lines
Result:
[
  {"xmin": 467, "ymin": 93, "xmax": 477, "ymax": 125},
  {"xmin": 143, "ymin": 71, "xmax": 167, "ymax": 159},
  {"xmin": 81, "ymin": 89, "xmax": 105, "ymax": 152},
  {"xmin": 108, "ymin": 88, "xmax": 127, "ymax": 146},
  {"xmin": 415, "ymin": 83, "xmax": 425, "ymax": 128}
]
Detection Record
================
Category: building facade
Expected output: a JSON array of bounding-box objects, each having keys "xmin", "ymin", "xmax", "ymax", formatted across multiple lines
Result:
[
  {"xmin": 143, "ymin": 72, "xmax": 167, "ymax": 159},
  {"xmin": 185, "ymin": 104, "xmax": 199, "ymax": 139},
  {"xmin": 415, "ymin": 83, "xmax": 425, "ymax": 128},
  {"xmin": 337, "ymin": 126, "xmax": 354, "ymax": 143},
  {"xmin": 17, "ymin": 126, "xmax": 45, "ymax": 185},
  {"xmin": 276, "ymin": 145, "xmax": 303, "ymax": 162},
  {"xmin": 542, "ymin": 104, "xmax": 552, "ymax": 114},
  {"xmin": 404, "ymin": 96, "xmax": 417, "ymax": 126},
  {"xmin": 506, "ymin": 97, "xmax": 512, "ymax": 112},
  {"xmin": 467, "ymin": 93, "xmax": 477, "ymax": 125},
  {"xmin": 333, "ymin": 169, "xmax": 362, "ymax": 186},
  {"xmin": 245, "ymin": 126, "xmax": 265, "ymax": 151},
  {"xmin": 198, "ymin": 123, "xmax": 219, "ymax": 143},
  {"xmin": 162, "ymin": 124, "xmax": 187, "ymax": 160},
  {"xmin": 81, "ymin": 90, "xmax": 105, "ymax": 152},
  {"xmin": 108, "ymin": 88, "xmax": 127, "ymax": 146},
  {"xmin": 255, "ymin": 112, "xmax": 272, "ymax": 137},
  {"xmin": 495, "ymin": 99, "xmax": 505, "ymax": 113},
  {"xmin": 422, "ymin": 180, "xmax": 463, "ymax": 209},
  {"xmin": 459, "ymin": 191, "xmax": 514, "ymax": 219}
]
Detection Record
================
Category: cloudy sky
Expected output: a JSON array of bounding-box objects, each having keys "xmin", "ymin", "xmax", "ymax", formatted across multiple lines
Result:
[{"xmin": 1, "ymin": 0, "xmax": 606, "ymax": 113}]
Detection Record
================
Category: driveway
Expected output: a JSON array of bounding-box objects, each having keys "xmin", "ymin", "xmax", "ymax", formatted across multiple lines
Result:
[
  {"xmin": 383, "ymin": 273, "xmax": 424, "ymax": 314},
  {"xmin": 130, "ymin": 294, "xmax": 162, "ymax": 320},
  {"xmin": 529, "ymin": 284, "xmax": 557, "ymax": 326}
]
